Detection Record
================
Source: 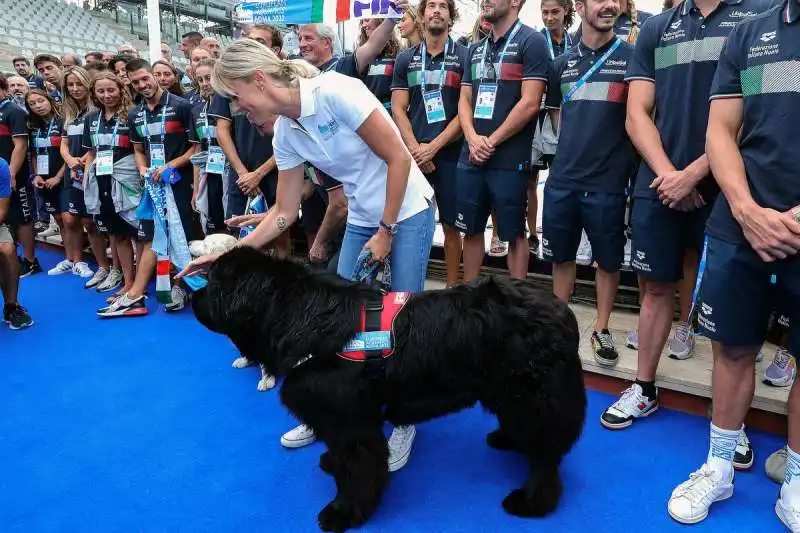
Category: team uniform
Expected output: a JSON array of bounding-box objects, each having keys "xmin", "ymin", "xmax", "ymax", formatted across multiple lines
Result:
[
  {"xmin": 625, "ymin": 0, "xmax": 772, "ymax": 282},
  {"xmin": 128, "ymin": 91, "xmax": 196, "ymax": 242},
  {"xmin": 456, "ymin": 21, "xmax": 550, "ymax": 242},
  {"xmin": 391, "ymin": 39, "xmax": 467, "ymax": 227},
  {"xmin": 60, "ymin": 109, "xmax": 90, "ymax": 217},
  {"xmin": 699, "ymin": 1, "xmax": 799, "ymax": 361},
  {"xmin": 81, "ymin": 109, "xmax": 136, "ymax": 237},
  {"xmin": 542, "ymin": 37, "xmax": 638, "ymax": 273},
  {"xmin": 0, "ymin": 157, "xmax": 11, "ymax": 244},
  {"xmin": 0, "ymin": 98, "xmax": 33, "ymax": 227},
  {"xmin": 30, "ymin": 117, "xmax": 65, "ymax": 215},
  {"xmin": 362, "ymin": 55, "xmax": 396, "ymax": 111},
  {"xmin": 209, "ymin": 94, "xmax": 277, "ymax": 219},
  {"xmin": 190, "ymin": 99, "xmax": 225, "ymax": 233},
  {"xmin": 533, "ymin": 28, "xmax": 573, "ymax": 171},
  {"xmin": 24, "ymin": 74, "xmax": 45, "ymax": 90}
]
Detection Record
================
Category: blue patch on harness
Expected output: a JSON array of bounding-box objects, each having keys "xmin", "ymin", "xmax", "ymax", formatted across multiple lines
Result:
[{"xmin": 341, "ymin": 331, "xmax": 393, "ymax": 352}]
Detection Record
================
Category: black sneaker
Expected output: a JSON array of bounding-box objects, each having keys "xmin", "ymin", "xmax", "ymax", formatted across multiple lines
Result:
[
  {"xmin": 3, "ymin": 303, "xmax": 33, "ymax": 330},
  {"xmin": 19, "ymin": 257, "xmax": 43, "ymax": 278},
  {"xmin": 528, "ymin": 234, "xmax": 540, "ymax": 254},
  {"xmin": 733, "ymin": 430, "xmax": 754, "ymax": 471},
  {"xmin": 591, "ymin": 330, "xmax": 619, "ymax": 367}
]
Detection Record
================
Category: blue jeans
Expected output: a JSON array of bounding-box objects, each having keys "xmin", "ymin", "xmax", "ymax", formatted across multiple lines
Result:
[{"xmin": 337, "ymin": 203, "xmax": 434, "ymax": 292}]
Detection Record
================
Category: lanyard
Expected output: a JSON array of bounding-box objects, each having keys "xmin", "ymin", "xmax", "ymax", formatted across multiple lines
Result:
[
  {"xmin": 37, "ymin": 117, "xmax": 55, "ymax": 152},
  {"xmin": 202, "ymin": 102, "xmax": 213, "ymax": 143},
  {"xmin": 323, "ymin": 59, "xmax": 338, "ymax": 73},
  {"xmin": 420, "ymin": 39, "xmax": 451, "ymax": 92},
  {"xmin": 94, "ymin": 113, "xmax": 120, "ymax": 150},
  {"xmin": 480, "ymin": 21, "xmax": 522, "ymax": 82},
  {"xmin": 545, "ymin": 29, "xmax": 572, "ymax": 60},
  {"xmin": 144, "ymin": 92, "xmax": 170, "ymax": 146},
  {"xmin": 562, "ymin": 37, "xmax": 622, "ymax": 104}
]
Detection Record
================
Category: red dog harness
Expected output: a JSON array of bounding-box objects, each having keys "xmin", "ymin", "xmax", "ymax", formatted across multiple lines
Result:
[{"xmin": 337, "ymin": 292, "xmax": 410, "ymax": 363}]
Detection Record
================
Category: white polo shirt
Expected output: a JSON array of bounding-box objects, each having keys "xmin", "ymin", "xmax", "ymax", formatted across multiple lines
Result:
[{"xmin": 272, "ymin": 72, "xmax": 434, "ymax": 227}]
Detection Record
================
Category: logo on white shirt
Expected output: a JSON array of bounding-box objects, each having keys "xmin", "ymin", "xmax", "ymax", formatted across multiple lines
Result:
[{"xmin": 317, "ymin": 118, "xmax": 339, "ymax": 140}]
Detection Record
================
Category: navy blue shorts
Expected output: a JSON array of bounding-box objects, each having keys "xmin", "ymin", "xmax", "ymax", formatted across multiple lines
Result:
[
  {"xmin": 426, "ymin": 158, "xmax": 458, "ymax": 227},
  {"xmin": 205, "ymin": 173, "xmax": 225, "ymax": 233},
  {"xmin": 455, "ymin": 164, "xmax": 528, "ymax": 241},
  {"xmin": 9, "ymin": 182, "xmax": 35, "ymax": 225},
  {"xmin": 94, "ymin": 175, "xmax": 137, "ymax": 238},
  {"xmin": 698, "ymin": 236, "xmax": 799, "ymax": 358},
  {"xmin": 41, "ymin": 184, "xmax": 68, "ymax": 215},
  {"xmin": 65, "ymin": 183, "xmax": 88, "ymax": 217},
  {"xmin": 630, "ymin": 198, "xmax": 711, "ymax": 282},
  {"xmin": 541, "ymin": 185, "xmax": 626, "ymax": 272}
]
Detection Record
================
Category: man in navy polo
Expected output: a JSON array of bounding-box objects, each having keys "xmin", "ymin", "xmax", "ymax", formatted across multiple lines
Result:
[
  {"xmin": 456, "ymin": 0, "xmax": 550, "ymax": 281},
  {"xmin": 665, "ymin": 1, "xmax": 800, "ymax": 526},
  {"xmin": 392, "ymin": 0, "xmax": 467, "ymax": 287},
  {"xmin": 599, "ymin": 0, "xmax": 771, "ymax": 454},
  {"xmin": 12, "ymin": 57, "xmax": 45, "ymax": 91},
  {"xmin": 33, "ymin": 54, "xmax": 64, "ymax": 103},
  {"xmin": 542, "ymin": 0, "xmax": 638, "ymax": 368},
  {"xmin": 98, "ymin": 59, "xmax": 196, "ymax": 318}
]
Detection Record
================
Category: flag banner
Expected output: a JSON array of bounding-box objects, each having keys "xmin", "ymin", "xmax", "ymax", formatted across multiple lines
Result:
[
  {"xmin": 336, "ymin": 0, "xmax": 403, "ymax": 21},
  {"xmin": 232, "ymin": 1, "xmax": 324, "ymax": 27}
]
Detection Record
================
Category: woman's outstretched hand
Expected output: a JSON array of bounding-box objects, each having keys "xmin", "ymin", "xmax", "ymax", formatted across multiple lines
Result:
[{"xmin": 175, "ymin": 253, "xmax": 221, "ymax": 279}]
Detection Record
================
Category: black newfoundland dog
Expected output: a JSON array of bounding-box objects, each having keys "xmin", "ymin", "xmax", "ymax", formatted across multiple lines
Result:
[{"xmin": 193, "ymin": 246, "xmax": 587, "ymax": 532}]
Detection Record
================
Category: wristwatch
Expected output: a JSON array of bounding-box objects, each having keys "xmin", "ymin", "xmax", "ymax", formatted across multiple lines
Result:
[{"xmin": 379, "ymin": 220, "xmax": 399, "ymax": 236}]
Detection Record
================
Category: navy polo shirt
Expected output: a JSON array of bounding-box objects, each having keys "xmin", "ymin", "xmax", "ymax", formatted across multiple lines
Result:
[
  {"xmin": 209, "ymin": 93, "xmax": 274, "ymax": 174},
  {"xmin": 626, "ymin": 0, "xmax": 773, "ymax": 201},
  {"xmin": 25, "ymin": 74, "xmax": 45, "ymax": 90},
  {"xmin": 128, "ymin": 90, "xmax": 195, "ymax": 184},
  {"xmin": 319, "ymin": 55, "xmax": 359, "ymax": 77},
  {"xmin": 546, "ymin": 38, "xmax": 639, "ymax": 193},
  {"xmin": 541, "ymin": 28, "xmax": 574, "ymax": 58},
  {"xmin": 0, "ymin": 157, "xmax": 10, "ymax": 199},
  {"xmin": 460, "ymin": 21, "xmax": 550, "ymax": 171},
  {"xmin": 184, "ymin": 88, "xmax": 204, "ymax": 107},
  {"xmin": 391, "ymin": 40, "xmax": 468, "ymax": 161},
  {"xmin": 362, "ymin": 55, "xmax": 396, "ymax": 109},
  {"xmin": 0, "ymin": 99, "xmax": 30, "ymax": 182},
  {"xmin": 82, "ymin": 109, "xmax": 135, "ymax": 163},
  {"xmin": 706, "ymin": 0, "xmax": 800, "ymax": 243},
  {"xmin": 30, "ymin": 117, "xmax": 64, "ymax": 179},
  {"xmin": 60, "ymin": 108, "xmax": 90, "ymax": 181},
  {"xmin": 190, "ymin": 100, "xmax": 218, "ymax": 152}
]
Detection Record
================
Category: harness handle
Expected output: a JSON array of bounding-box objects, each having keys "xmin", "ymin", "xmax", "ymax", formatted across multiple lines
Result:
[{"xmin": 352, "ymin": 250, "xmax": 391, "ymax": 294}]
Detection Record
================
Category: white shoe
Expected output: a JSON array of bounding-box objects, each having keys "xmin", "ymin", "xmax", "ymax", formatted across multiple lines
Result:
[
  {"xmin": 668, "ymin": 464, "xmax": 734, "ymax": 524},
  {"xmin": 48, "ymin": 259, "xmax": 74, "ymax": 276},
  {"xmin": 777, "ymin": 486, "xmax": 800, "ymax": 532},
  {"xmin": 388, "ymin": 425, "xmax": 416, "ymax": 472},
  {"xmin": 84, "ymin": 267, "xmax": 109, "ymax": 289},
  {"xmin": 72, "ymin": 261, "xmax": 94, "ymax": 279},
  {"xmin": 40, "ymin": 222, "xmax": 60, "ymax": 238},
  {"xmin": 281, "ymin": 424, "xmax": 316, "ymax": 448},
  {"xmin": 668, "ymin": 322, "xmax": 696, "ymax": 360},
  {"xmin": 96, "ymin": 268, "xmax": 123, "ymax": 292}
]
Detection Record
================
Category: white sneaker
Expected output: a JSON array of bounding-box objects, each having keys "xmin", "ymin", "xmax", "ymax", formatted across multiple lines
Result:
[
  {"xmin": 72, "ymin": 261, "xmax": 94, "ymax": 279},
  {"xmin": 600, "ymin": 383, "xmax": 658, "ymax": 429},
  {"xmin": 668, "ymin": 464, "xmax": 734, "ymax": 524},
  {"xmin": 48, "ymin": 259, "xmax": 74, "ymax": 276},
  {"xmin": 85, "ymin": 267, "xmax": 109, "ymax": 289},
  {"xmin": 96, "ymin": 268, "xmax": 123, "ymax": 292},
  {"xmin": 776, "ymin": 486, "xmax": 800, "ymax": 532},
  {"xmin": 40, "ymin": 222, "xmax": 60, "ymax": 238},
  {"xmin": 388, "ymin": 425, "xmax": 416, "ymax": 472},
  {"xmin": 668, "ymin": 322, "xmax": 696, "ymax": 360},
  {"xmin": 280, "ymin": 424, "xmax": 316, "ymax": 448}
]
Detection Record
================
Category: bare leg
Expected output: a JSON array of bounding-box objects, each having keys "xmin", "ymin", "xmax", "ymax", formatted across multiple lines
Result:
[
  {"xmin": 462, "ymin": 234, "xmax": 485, "ymax": 282},
  {"xmin": 637, "ymin": 281, "xmax": 677, "ymax": 381},
  {"xmin": 442, "ymin": 224, "xmax": 462, "ymax": 287},
  {"xmin": 507, "ymin": 236, "xmax": 529, "ymax": 279},
  {"xmin": 552, "ymin": 261, "xmax": 576, "ymax": 302},
  {"xmin": 595, "ymin": 268, "xmax": 621, "ymax": 332}
]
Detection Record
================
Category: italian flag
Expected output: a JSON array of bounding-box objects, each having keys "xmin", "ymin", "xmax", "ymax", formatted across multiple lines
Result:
[{"xmin": 156, "ymin": 257, "xmax": 173, "ymax": 304}]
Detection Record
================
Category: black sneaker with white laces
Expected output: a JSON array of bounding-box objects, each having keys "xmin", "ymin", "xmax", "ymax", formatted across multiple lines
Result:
[
  {"xmin": 3, "ymin": 303, "xmax": 33, "ymax": 330},
  {"xmin": 591, "ymin": 330, "xmax": 619, "ymax": 367},
  {"xmin": 733, "ymin": 430, "xmax": 754, "ymax": 471},
  {"xmin": 19, "ymin": 257, "xmax": 42, "ymax": 278}
]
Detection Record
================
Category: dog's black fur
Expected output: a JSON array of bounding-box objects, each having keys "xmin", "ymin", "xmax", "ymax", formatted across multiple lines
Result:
[{"xmin": 193, "ymin": 246, "xmax": 587, "ymax": 532}]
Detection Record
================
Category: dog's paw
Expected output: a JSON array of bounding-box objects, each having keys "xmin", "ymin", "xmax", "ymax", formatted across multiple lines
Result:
[
  {"xmin": 232, "ymin": 357, "xmax": 253, "ymax": 369},
  {"xmin": 317, "ymin": 502, "xmax": 362, "ymax": 532},
  {"xmin": 319, "ymin": 451, "xmax": 333, "ymax": 475},
  {"xmin": 486, "ymin": 429, "xmax": 520, "ymax": 452},
  {"xmin": 257, "ymin": 374, "xmax": 276, "ymax": 391},
  {"xmin": 501, "ymin": 487, "xmax": 559, "ymax": 518}
]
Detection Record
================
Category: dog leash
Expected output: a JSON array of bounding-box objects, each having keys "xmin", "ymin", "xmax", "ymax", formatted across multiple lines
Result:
[{"xmin": 352, "ymin": 250, "xmax": 391, "ymax": 294}]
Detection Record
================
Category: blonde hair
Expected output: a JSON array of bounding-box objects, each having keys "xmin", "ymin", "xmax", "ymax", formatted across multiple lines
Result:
[
  {"xmin": 212, "ymin": 38, "xmax": 319, "ymax": 97},
  {"xmin": 61, "ymin": 66, "xmax": 94, "ymax": 125},
  {"xmin": 627, "ymin": 0, "xmax": 640, "ymax": 44}
]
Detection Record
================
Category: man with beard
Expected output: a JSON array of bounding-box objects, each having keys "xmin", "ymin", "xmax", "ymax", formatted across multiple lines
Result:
[
  {"xmin": 456, "ymin": 0, "xmax": 550, "ymax": 282},
  {"xmin": 7, "ymin": 76, "xmax": 29, "ymax": 109},
  {"xmin": 392, "ymin": 0, "xmax": 467, "ymax": 288},
  {"xmin": 542, "ymin": 0, "xmax": 638, "ymax": 368},
  {"xmin": 599, "ymin": 0, "xmax": 773, "ymax": 470},
  {"xmin": 97, "ymin": 59, "xmax": 196, "ymax": 317},
  {"xmin": 200, "ymin": 37, "xmax": 221, "ymax": 59},
  {"xmin": 12, "ymin": 57, "xmax": 45, "ymax": 91}
]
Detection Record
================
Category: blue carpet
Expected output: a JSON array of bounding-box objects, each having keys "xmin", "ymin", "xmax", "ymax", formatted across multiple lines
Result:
[{"xmin": 0, "ymin": 249, "xmax": 787, "ymax": 532}]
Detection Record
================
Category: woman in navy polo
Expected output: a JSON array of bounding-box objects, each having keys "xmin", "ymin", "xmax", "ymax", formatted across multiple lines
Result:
[
  {"xmin": 26, "ymin": 89, "xmax": 69, "ymax": 275},
  {"xmin": 60, "ymin": 66, "xmax": 110, "ymax": 285}
]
